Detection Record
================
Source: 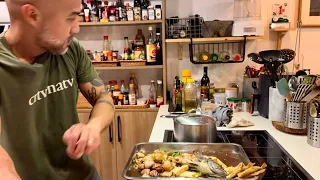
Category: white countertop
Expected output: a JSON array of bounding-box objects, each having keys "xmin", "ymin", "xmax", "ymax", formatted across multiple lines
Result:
[{"xmin": 149, "ymin": 105, "xmax": 320, "ymax": 180}]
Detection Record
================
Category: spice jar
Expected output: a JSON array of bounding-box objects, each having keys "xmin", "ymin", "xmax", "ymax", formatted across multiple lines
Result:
[
  {"xmin": 112, "ymin": 51, "xmax": 118, "ymax": 61},
  {"xmin": 133, "ymin": 7, "xmax": 141, "ymax": 20},
  {"xmin": 155, "ymin": 5, "xmax": 162, "ymax": 20},
  {"xmin": 142, "ymin": 7, "xmax": 148, "ymax": 20},
  {"xmin": 127, "ymin": 6, "xmax": 134, "ymax": 21},
  {"xmin": 113, "ymin": 85, "xmax": 120, "ymax": 105},
  {"xmin": 241, "ymin": 98, "xmax": 250, "ymax": 112},
  {"xmin": 227, "ymin": 98, "xmax": 240, "ymax": 112},
  {"xmin": 148, "ymin": 6, "xmax": 155, "ymax": 20}
]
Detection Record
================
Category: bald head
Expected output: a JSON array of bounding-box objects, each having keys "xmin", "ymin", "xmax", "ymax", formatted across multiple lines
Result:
[{"xmin": 4, "ymin": 0, "xmax": 81, "ymax": 55}]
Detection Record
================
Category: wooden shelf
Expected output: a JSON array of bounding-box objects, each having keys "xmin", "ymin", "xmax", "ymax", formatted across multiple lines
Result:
[
  {"xmin": 94, "ymin": 65, "xmax": 163, "ymax": 70},
  {"xmin": 165, "ymin": 36, "xmax": 264, "ymax": 43},
  {"xmin": 270, "ymin": 28, "xmax": 295, "ymax": 32},
  {"xmin": 79, "ymin": 20, "xmax": 162, "ymax": 26}
]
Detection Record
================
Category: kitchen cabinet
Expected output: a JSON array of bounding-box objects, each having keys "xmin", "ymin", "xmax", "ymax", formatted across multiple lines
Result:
[
  {"xmin": 78, "ymin": 112, "xmax": 117, "ymax": 180},
  {"xmin": 115, "ymin": 111, "xmax": 157, "ymax": 180},
  {"xmin": 77, "ymin": 109, "xmax": 157, "ymax": 180}
]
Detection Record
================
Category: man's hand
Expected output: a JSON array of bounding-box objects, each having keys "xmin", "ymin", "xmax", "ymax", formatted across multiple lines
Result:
[{"xmin": 62, "ymin": 123, "xmax": 101, "ymax": 159}]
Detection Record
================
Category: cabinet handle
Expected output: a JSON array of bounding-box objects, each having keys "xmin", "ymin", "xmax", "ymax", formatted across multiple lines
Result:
[
  {"xmin": 109, "ymin": 122, "xmax": 113, "ymax": 143},
  {"xmin": 117, "ymin": 116, "xmax": 121, "ymax": 142}
]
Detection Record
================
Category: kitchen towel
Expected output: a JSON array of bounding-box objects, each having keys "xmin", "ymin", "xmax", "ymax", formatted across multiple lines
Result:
[{"xmin": 268, "ymin": 87, "xmax": 285, "ymax": 122}]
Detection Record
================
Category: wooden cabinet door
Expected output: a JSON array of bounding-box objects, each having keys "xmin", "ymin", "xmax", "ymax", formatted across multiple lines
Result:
[
  {"xmin": 78, "ymin": 113, "xmax": 117, "ymax": 180},
  {"xmin": 115, "ymin": 111, "xmax": 157, "ymax": 180}
]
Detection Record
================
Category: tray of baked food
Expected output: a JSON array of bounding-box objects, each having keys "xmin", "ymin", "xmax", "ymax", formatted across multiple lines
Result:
[{"xmin": 122, "ymin": 143, "xmax": 267, "ymax": 179}]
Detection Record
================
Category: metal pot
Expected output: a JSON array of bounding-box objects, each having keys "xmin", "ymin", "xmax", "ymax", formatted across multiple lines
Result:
[{"xmin": 173, "ymin": 109, "xmax": 217, "ymax": 143}]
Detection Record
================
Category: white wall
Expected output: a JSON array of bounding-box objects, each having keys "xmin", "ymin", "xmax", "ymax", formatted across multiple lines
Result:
[{"xmin": 0, "ymin": 2, "xmax": 10, "ymax": 23}]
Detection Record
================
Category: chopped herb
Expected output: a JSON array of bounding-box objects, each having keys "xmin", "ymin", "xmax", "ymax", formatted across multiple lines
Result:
[{"xmin": 172, "ymin": 151, "xmax": 181, "ymax": 157}]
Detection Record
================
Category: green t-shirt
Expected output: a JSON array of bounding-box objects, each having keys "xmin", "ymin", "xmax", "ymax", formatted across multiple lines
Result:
[{"xmin": 0, "ymin": 32, "xmax": 99, "ymax": 180}]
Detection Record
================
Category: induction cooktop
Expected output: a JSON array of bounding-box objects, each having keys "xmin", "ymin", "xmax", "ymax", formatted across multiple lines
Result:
[{"xmin": 163, "ymin": 130, "xmax": 313, "ymax": 180}]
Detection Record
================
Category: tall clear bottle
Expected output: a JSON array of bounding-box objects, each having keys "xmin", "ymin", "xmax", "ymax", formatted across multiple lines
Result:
[
  {"xmin": 183, "ymin": 78, "xmax": 197, "ymax": 113},
  {"xmin": 129, "ymin": 84, "xmax": 136, "ymax": 105}
]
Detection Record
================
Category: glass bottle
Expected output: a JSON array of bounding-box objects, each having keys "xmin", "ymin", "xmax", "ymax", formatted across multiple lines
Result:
[
  {"xmin": 103, "ymin": 36, "xmax": 111, "ymax": 61},
  {"xmin": 184, "ymin": 78, "xmax": 197, "ymax": 113},
  {"xmin": 201, "ymin": 66, "xmax": 210, "ymax": 100},
  {"xmin": 129, "ymin": 73, "xmax": 139, "ymax": 98},
  {"xmin": 124, "ymin": 37, "xmax": 130, "ymax": 60},
  {"xmin": 113, "ymin": 85, "xmax": 120, "ymax": 105},
  {"xmin": 135, "ymin": 29, "xmax": 146, "ymax": 60},
  {"xmin": 148, "ymin": 80, "xmax": 157, "ymax": 106},
  {"xmin": 175, "ymin": 79, "xmax": 182, "ymax": 112},
  {"xmin": 129, "ymin": 84, "xmax": 136, "ymax": 105},
  {"xmin": 120, "ymin": 80, "xmax": 126, "ymax": 94},
  {"xmin": 156, "ymin": 80, "xmax": 164, "ymax": 107},
  {"xmin": 154, "ymin": 28, "xmax": 162, "ymax": 65},
  {"xmin": 146, "ymin": 26, "xmax": 156, "ymax": 65}
]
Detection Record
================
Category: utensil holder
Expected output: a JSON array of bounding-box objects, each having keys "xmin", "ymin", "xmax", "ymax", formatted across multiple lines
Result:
[
  {"xmin": 284, "ymin": 101, "xmax": 308, "ymax": 129},
  {"xmin": 308, "ymin": 117, "xmax": 320, "ymax": 148}
]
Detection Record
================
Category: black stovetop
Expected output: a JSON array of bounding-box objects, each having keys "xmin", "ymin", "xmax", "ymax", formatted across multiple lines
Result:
[{"xmin": 163, "ymin": 130, "xmax": 313, "ymax": 180}]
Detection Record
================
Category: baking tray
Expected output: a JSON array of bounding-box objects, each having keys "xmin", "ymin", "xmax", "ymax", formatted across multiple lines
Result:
[{"xmin": 122, "ymin": 143, "xmax": 250, "ymax": 180}]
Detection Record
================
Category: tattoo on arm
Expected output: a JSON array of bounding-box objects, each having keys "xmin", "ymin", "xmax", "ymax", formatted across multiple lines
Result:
[{"xmin": 84, "ymin": 78, "xmax": 110, "ymax": 105}]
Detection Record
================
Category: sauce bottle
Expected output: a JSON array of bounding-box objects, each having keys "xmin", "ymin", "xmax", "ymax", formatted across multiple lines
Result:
[
  {"xmin": 146, "ymin": 26, "xmax": 157, "ymax": 65},
  {"xmin": 113, "ymin": 85, "xmax": 120, "ymax": 105},
  {"xmin": 156, "ymin": 80, "xmax": 164, "ymax": 107},
  {"xmin": 148, "ymin": 80, "xmax": 157, "ymax": 106},
  {"xmin": 129, "ymin": 84, "xmax": 136, "ymax": 105}
]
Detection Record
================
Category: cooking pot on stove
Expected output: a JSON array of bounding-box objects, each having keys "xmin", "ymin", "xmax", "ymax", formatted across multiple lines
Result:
[{"xmin": 173, "ymin": 109, "xmax": 217, "ymax": 143}]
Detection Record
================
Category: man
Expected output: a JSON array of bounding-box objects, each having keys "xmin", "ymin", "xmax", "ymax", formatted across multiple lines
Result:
[{"xmin": 0, "ymin": 0, "xmax": 114, "ymax": 179}]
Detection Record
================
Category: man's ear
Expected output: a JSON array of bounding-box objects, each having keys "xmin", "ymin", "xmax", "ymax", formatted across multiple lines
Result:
[{"xmin": 20, "ymin": 4, "xmax": 42, "ymax": 28}]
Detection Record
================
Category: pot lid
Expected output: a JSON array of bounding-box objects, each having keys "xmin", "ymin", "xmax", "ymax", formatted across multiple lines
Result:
[{"xmin": 175, "ymin": 115, "xmax": 214, "ymax": 125}]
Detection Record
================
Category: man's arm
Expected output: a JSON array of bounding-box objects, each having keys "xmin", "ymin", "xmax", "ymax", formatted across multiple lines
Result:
[
  {"xmin": 79, "ymin": 77, "xmax": 114, "ymax": 133},
  {"xmin": 0, "ymin": 145, "xmax": 21, "ymax": 180},
  {"xmin": 62, "ymin": 77, "xmax": 114, "ymax": 159}
]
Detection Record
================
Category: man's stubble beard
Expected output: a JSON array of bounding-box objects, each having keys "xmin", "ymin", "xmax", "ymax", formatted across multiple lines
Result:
[{"xmin": 36, "ymin": 26, "xmax": 69, "ymax": 55}]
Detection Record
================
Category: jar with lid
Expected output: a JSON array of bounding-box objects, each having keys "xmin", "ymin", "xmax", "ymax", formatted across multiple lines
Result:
[
  {"xmin": 241, "ymin": 98, "xmax": 250, "ymax": 112},
  {"xmin": 112, "ymin": 51, "xmax": 118, "ymax": 61},
  {"xmin": 227, "ymin": 98, "xmax": 240, "ymax": 112},
  {"xmin": 148, "ymin": 6, "xmax": 155, "ymax": 20},
  {"xmin": 142, "ymin": 7, "xmax": 148, "ymax": 20},
  {"xmin": 183, "ymin": 78, "xmax": 197, "ymax": 113},
  {"xmin": 214, "ymin": 88, "xmax": 226, "ymax": 107},
  {"xmin": 127, "ymin": 6, "xmax": 134, "ymax": 21},
  {"xmin": 155, "ymin": 5, "xmax": 162, "ymax": 20}
]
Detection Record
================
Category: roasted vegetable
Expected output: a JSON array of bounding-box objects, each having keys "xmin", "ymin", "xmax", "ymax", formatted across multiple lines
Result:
[
  {"xmin": 171, "ymin": 165, "xmax": 189, "ymax": 176},
  {"xmin": 136, "ymin": 152, "xmax": 145, "ymax": 158},
  {"xmin": 141, "ymin": 169, "xmax": 150, "ymax": 175},
  {"xmin": 179, "ymin": 171, "xmax": 202, "ymax": 178},
  {"xmin": 161, "ymin": 171, "xmax": 173, "ymax": 177},
  {"xmin": 154, "ymin": 152, "xmax": 165, "ymax": 163},
  {"xmin": 162, "ymin": 160, "xmax": 173, "ymax": 171},
  {"xmin": 144, "ymin": 160, "xmax": 155, "ymax": 169},
  {"xmin": 172, "ymin": 151, "xmax": 181, "ymax": 158},
  {"xmin": 149, "ymin": 170, "xmax": 159, "ymax": 177}
]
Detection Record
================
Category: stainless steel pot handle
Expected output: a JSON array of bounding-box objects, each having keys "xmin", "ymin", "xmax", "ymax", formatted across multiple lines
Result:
[{"xmin": 187, "ymin": 108, "xmax": 202, "ymax": 116}]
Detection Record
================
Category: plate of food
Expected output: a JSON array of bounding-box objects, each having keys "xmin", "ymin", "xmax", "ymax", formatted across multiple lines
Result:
[{"xmin": 122, "ymin": 143, "xmax": 267, "ymax": 179}]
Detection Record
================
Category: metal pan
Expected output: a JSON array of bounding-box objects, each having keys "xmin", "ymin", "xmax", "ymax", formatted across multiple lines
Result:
[{"xmin": 122, "ymin": 143, "xmax": 250, "ymax": 180}]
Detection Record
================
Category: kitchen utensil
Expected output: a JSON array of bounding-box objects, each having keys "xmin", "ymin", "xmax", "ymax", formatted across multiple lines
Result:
[
  {"xmin": 301, "ymin": 86, "xmax": 320, "ymax": 103},
  {"xmin": 248, "ymin": 53, "xmax": 264, "ymax": 64},
  {"xmin": 309, "ymin": 100, "xmax": 319, "ymax": 118},
  {"xmin": 277, "ymin": 64, "xmax": 289, "ymax": 80},
  {"xmin": 173, "ymin": 109, "xmax": 217, "ymax": 143},
  {"xmin": 293, "ymin": 84, "xmax": 314, "ymax": 102},
  {"xmin": 288, "ymin": 76, "xmax": 298, "ymax": 93},
  {"xmin": 122, "ymin": 143, "xmax": 251, "ymax": 180},
  {"xmin": 276, "ymin": 78, "xmax": 292, "ymax": 101},
  {"xmin": 284, "ymin": 101, "xmax": 308, "ymax": 129},
  {"xmin": 307, "ymin": 117, "xmax": 320, "ymax": 148},
  {"xmin": 297, "ymin": 75, "xmax": 307, "ymax": 85},
  {"xmin": 302, "ymin": 75, "xmax": 317, "ymax": 85}
]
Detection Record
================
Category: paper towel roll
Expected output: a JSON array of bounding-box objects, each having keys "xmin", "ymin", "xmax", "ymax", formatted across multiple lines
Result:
[{"xmin": 268, "ymin": 87, "xmax": 285, "ymax": 122}]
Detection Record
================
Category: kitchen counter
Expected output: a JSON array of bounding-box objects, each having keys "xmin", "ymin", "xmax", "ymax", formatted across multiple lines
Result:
[{"xmin": 149, "ymin": 105, "xmax": 320, "ymax": 180}]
